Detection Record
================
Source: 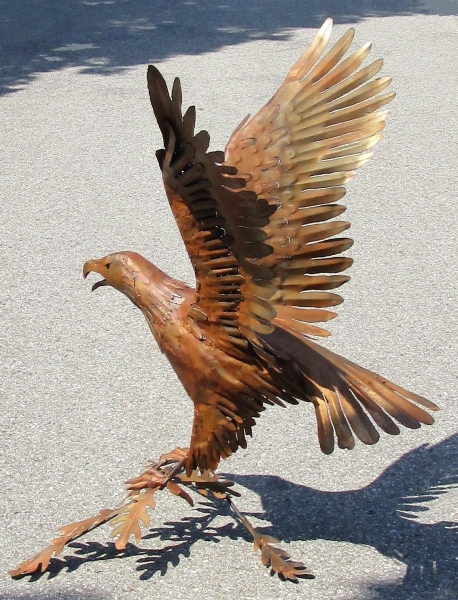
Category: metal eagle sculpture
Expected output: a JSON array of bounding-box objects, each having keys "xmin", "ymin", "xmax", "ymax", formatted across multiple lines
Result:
[{"xmin": 11, "ymin": 19, "xmax": 438, "ymax": 581}]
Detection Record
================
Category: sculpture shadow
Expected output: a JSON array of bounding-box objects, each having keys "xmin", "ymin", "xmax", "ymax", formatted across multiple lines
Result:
[
  {"xmin": 234, "ymin": 433, "xmax": 458, "ymax": 599},
  {"xmin": 24, "ymin": 501, "xmax": 243, "ymax": 581},
  {"xmin": 21, "ymin": 434, "xmax": 457, "ymax": 598},
  {"xmin": 0, "ymin": 0, "xmax": 440, "ymax": 96}
]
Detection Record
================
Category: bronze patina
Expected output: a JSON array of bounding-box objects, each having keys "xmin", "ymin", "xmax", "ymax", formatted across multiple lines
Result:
[{"xmin": 11, "ymin": 19, "xmax": 438, "ymax": 581}]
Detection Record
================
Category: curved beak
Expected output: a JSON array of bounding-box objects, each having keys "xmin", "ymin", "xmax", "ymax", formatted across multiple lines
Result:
[{"xmin": 83, "ymin": 259, "xmax": 108, "ymax": 291}]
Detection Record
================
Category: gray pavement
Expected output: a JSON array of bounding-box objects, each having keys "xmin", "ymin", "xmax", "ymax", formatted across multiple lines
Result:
[{"xmin": 1, "ymin": 2, "xmax": 457, "ymax": 599}]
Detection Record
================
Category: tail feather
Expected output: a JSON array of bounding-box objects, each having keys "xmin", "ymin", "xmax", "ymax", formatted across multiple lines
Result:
[
  {"xmin": 337, "ymin": 388, "xmax": 380, "ymax": 444},
  {"xmin": 327, "ymin": 387, "xmax": 355, "ymax": 449},
  {"xmin": 381, "ymin": 377, "xmax": 437, "ymax": 410},
  {"xmin": 313, "ymin": 398, "xmax": 335, "ymax": 453},
  {"xmin": 348, "ymin": 381, "xmax": 401, "ymax": 436},
  {"xmin": 261, "ymin": 326, "xmax": 438, "ymax": 454}
]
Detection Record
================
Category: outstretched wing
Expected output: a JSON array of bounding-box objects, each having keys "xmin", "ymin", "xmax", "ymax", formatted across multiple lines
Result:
[
  {"xmin": 222, "ymin": 21, "xmax": 437, "ymax": 453},
  {"xmin": 147, "ymin": 66, "xmax": 274, "ymax": 359},
  {"xmin": 224, "ymin": 18, "xmax": 395, "ymax": 344}
]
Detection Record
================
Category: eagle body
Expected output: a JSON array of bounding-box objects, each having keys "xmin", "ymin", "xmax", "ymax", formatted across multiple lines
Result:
[{"xmin": 84, "ymin": 251, "xmax": 287, "ymax": 474}]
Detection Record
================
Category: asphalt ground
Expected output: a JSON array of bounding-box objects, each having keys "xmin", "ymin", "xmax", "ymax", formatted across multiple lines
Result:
[{"xmin": 1, "ymin": 2, "xmax": 457, "ymax": 599}]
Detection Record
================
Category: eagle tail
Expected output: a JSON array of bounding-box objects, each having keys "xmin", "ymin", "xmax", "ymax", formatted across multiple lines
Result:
[{"xmin": 261, "ymin": 326, "xmax": 438, "ymax": 454}]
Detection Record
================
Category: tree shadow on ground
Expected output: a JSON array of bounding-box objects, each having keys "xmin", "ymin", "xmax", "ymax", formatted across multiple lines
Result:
[
  {"xmin": 0, "ymin": 592, "xmax": 109, "ymax": 600},
  {"xmin": 16, "ymin": 434, "xmax": 457, "ymax": 598},
  {"xmin": 0, "ymin": 0, "xmax": 440, "ymax": 96}
]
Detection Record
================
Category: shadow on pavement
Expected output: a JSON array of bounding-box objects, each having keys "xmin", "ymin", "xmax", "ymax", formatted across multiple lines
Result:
[
  {"xmin": 234, "ymin": 433, "xmax": 458, "ymax": 599},
  {"xmin": 13, "ymin": 433, "xmax": 457, "ymax": 598},
  {"xmin": 0, "ymin": 0, "xmax": 440, "ymax": 96}
]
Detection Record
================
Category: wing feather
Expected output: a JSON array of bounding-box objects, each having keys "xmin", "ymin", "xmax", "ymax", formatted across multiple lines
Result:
[
  {"xmin": 224, "ymin": 19, "xmax": 394, "ymax": 344},
  {"xmin": 147, "ymin": 66, "xmax": 274, "ymax": 357}
]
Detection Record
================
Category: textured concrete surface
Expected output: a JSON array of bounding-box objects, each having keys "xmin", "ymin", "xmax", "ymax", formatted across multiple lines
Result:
[{"xmin": 1, "ymin": 1, "xmax": 457, "ymax": 599}]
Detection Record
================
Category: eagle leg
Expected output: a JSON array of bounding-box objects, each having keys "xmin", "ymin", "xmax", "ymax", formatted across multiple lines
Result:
[
  {"xmin": 226, "ymin": 497, "xmax": 314, "ymax": 582},
  {"xmin": 9, "ymin": 447, "xmax": 238, "ymax": 578},
  {"xmin": 10, "ymin": 446, "xmax": 308, "ymax": 581}
]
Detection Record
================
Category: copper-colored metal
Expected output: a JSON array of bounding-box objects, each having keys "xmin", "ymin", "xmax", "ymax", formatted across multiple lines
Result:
[{"xmin": 11, "ymin": 18, "xmax": 438, "ymax": 580}]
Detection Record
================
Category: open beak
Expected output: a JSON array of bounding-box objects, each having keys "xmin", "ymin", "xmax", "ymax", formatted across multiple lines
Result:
[
  {"xmin": 90, "ymin": 279, "xmax": 107, "ymax": 291},
  {"xmin": 83, "ymin": 259, "xmax": 108, "ymax": 291}
]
